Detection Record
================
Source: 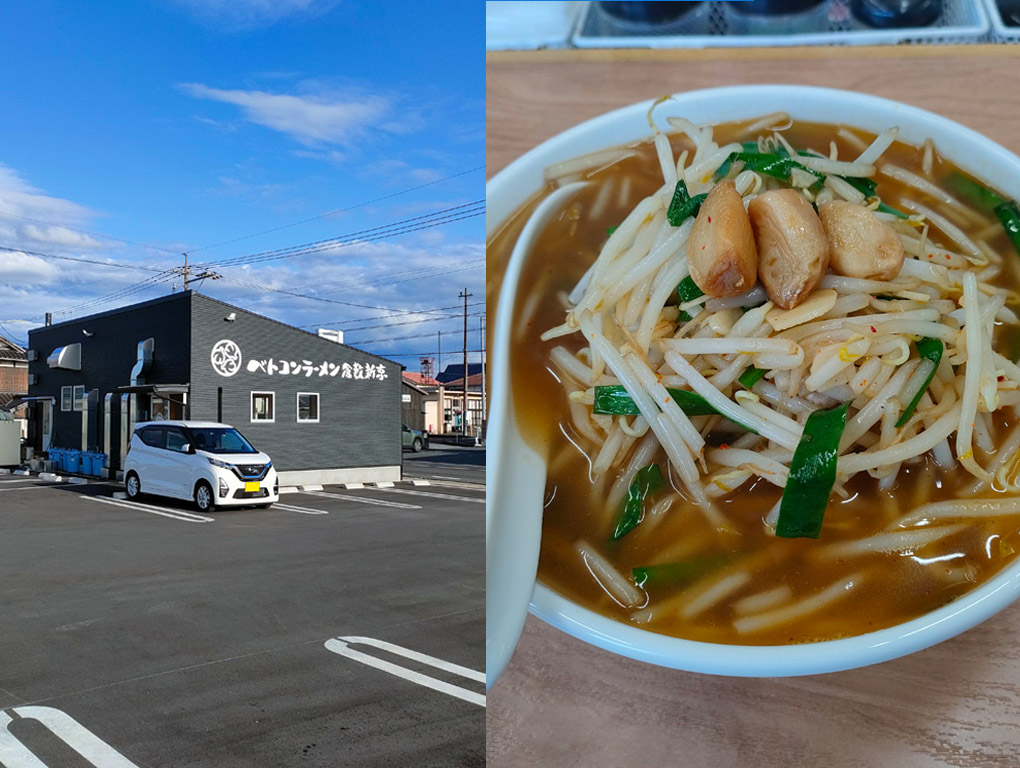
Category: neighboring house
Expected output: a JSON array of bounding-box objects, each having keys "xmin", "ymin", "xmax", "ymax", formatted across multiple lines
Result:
[
  {"xmin": 412, "ymin": 363, "xmax": 486, "ymax": 436},
  {"xmin": 0, "ymin": 334, "xmax": 28, "ymax": 418},
  {"xmin": 435, "ymin": 362, "xmax": 484, "ymax": 390},
  {"xmin": 401, "ymin": 378, "xmax": 428, "ymax": 432}
]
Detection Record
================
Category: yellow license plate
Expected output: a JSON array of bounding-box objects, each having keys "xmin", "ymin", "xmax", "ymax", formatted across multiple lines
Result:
[{"xmin": 244, "ymin": 481, "xmax": 260, "ymax": 493}]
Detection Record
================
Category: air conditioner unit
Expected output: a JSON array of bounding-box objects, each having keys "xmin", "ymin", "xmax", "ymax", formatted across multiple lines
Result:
[
  {"xmin": 27, "ymin": 374, "xmax": 38, "ymax": 385},
  {"xmin": 26, "ymin": 349, "xmax": 38, "ymax": 362}
]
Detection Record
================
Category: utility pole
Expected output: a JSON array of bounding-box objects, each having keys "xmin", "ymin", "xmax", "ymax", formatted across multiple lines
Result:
[
  {"xmin": 459, "ymin": 287, "xmax": 472, "ymax": 443},
  {"xmin": 172, "ymin": 252, "xmax": 222, "ymax": 291},
  {"xmin": 480, "ymin": 315, "xmax": 486, "ymax": 441}
]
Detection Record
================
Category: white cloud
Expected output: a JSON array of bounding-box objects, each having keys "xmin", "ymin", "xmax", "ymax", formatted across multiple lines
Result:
[
  {"xmin": 0, "ymin": 164, "xmax": 101, "ymax": 249},
  {"xmin": 0, "ymin": 251, "xmax": 60, "ymax": 283},
  {"xmin": 170, "ymin": 0, "xmax": 338, "ymax": 29},
  {"xmin": 180, "ymin": 82, "xmax": 391, "ymax": 146},
  {"xmin": 292, "ymin": 148, "xmax": 346, "ymax": 166}
]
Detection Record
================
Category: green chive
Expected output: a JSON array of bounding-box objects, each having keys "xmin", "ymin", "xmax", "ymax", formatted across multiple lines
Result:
[
  {"xmin": 876, "ymin": 201, "xmax": 909, "ymax": 219},
  {"xmin": 606, "ymin": 225, "xmax": 619, "ymax": 237},
  {"xmin": 593, "ymin": 385, "xmax": 717, "ymax": 417},
  {"xmin": 776, "ymin": 402, "xmax": 851, "ymax": 540},
  {"xmin": 676, "ymin": 275, "xmax": 704, "ymax": 304},
  {"xmin": 895, "ymin": 338, "xmax": 943, "ymax": 429},
  {"xmin": 714, "ymin": 150, "xmax": 824, "ymax": 190},
  {"xmin": 995, "ymin": 200, "xmax": 1020, "ymax": 257},
  {"xmin": 611, "ymin": 463, "xmax": 664, "ymax": 541},
  {"xmin": 632, "ymin": 555, "xmax": 729, "ymax": 589},
  {"xmin": 842, "ymin": 176, "xmax": 878, "ymax": 198},
  {"xmin": 947, "ymin": 173, "xmax": 1005, "ymax": 212},
  {"xmin": 667, "ymin": 180, "xmax": 707, "ymax": 226},
  {"xmin": 592, "ymin": 385, "xmax": 758, "ymax": 434},
  {"xmin": 738, "ymin": 367, "xmax": 766, "ymax": 390}
]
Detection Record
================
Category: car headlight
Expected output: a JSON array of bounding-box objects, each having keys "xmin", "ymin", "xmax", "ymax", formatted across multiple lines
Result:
[{"xmin": 207, "ymin": 457, "xmax": 235, "ymax": 471}]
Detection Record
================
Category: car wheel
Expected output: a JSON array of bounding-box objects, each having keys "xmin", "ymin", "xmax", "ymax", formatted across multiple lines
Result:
[
  {"xmin": 125, "ymin": 472, "xmax": 142, "ymax": 499},
  {"xmin": 194, "ymin": 481, "xmax": 216, "ymax": 513},
  {"xmin": 412, "ymin": 437, "xmax": 423, "ymax": 453}
]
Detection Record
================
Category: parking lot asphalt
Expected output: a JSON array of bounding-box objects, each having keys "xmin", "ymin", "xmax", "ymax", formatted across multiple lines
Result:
[{"xmin": 0, "ymin": 454, "xmax": 484, "ymax": 767}]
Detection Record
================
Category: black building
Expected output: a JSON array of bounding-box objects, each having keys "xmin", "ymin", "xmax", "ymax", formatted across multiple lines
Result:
[{"xmin": 26, "ymin": 291, "xmax": 403, "ymax": 484}]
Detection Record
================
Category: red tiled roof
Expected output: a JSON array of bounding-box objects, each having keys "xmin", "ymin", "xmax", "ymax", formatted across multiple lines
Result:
[{"xmin": 403, "ymin": 372, "xmax": 441, "ymax": 387}]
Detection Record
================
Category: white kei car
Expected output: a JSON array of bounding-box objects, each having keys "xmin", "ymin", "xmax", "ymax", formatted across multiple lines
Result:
[{"xmin": 124, "ymin": 420, "xmax": 279, "ymax": 512}]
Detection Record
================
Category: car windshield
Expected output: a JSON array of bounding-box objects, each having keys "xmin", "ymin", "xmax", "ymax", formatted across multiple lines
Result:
[{"xmin": 188, "ymin": 427, "xmax": 258, "ymax": 454}]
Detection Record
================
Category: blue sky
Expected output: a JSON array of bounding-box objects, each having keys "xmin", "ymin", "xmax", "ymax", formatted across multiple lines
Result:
[{"xmin": 0, "ymin": 0, "xmax": 484, "ymax": 373}]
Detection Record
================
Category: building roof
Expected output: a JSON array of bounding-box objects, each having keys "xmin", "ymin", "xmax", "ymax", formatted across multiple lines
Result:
[
  {"xmin": 27, "ymin": 290, "xmax": 403, "ymax": 370},
  {"xmin": 0, "ymin": 335, "xmax": 26, "ymax": 362},
  {"xmin": 0, "ymin": 393, "xmax": 26, "ymax": 409},
  {"xmin": 436, "ymin": 362, "xmax": 484, "ymax": 384},
  {"xmin": 401, "ymin": 378, "xmax": 430, "ymax": 396},
  {"xmin": 403, "ymin": 371, "xmax": 441, "ymax": 388}
]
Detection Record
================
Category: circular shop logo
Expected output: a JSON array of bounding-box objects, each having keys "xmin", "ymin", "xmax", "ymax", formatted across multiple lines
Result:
[{"xmin": 211, "ymin": 339, "xmax": 242, "ymax": 377}]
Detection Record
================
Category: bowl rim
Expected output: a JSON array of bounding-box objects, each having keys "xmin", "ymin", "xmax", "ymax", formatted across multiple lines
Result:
[{"xmin": 487, "ymin": 84, "xmax": 1020, "ymax": 677}]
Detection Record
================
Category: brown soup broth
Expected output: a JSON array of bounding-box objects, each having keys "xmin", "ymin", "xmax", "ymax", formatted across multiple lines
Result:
[{"xmin": 488, "ymin": 119, "xmax": 1020, "ymax": 645}]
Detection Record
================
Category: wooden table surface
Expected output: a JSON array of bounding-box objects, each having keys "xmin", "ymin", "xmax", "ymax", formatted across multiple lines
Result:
[{"xmin": 487, "ymin": 45, "xmax": 1020, "ymax": 768}]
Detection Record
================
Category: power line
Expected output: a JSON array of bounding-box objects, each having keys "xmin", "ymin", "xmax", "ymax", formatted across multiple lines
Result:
[
  {"xmin": 0, "ymin": 210, "xmax": 182, "ymax": 256},
  {"xmin": 372, "ymin": 349, "xmax": 484, "ymax": 359},
  {"xmin": 217, "ymin": 274, "xmax": 477, "ymax": 316},
  {"xmin": 306, "ymin": 301, "xmax": 485, "ymax": 330},
  {"xmin": 0, "ymin": 244, "xmax": 164, "ymax": 273},
  {"xmin": 50, "ymin": 272, "xmax": 177, "ymax": 318},
  {"xmin": 342, "ymin": 311, "xmax": 486, "ymax": 337},
  {"xmin": 346, "ymin": 320, "xmax": 485, "ymax": 346},
  {"xmin": 195, "ymin": 200, "xmax": 484, "ymax": 269},
  {"xmin": 189, "ymin": 165, "xmax": 485, "ymax": 254},
  {"xmin": 226, "ymin": 258, "xmax": 484, "ymax": 306}
]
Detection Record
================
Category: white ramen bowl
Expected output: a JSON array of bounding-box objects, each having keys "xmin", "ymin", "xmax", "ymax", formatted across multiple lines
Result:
[{"xmin": 486, "ymin": 84, "xmax": 1020, "ymax": 677}]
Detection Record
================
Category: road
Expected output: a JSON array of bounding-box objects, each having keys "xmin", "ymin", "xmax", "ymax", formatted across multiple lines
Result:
[
  {"xmin": 0, "ymin": 459, "xmax": 484, "ymax": 768},
  {"xmin": 402, "ymin": 443, "xmax": 485, "ymax": 488}
]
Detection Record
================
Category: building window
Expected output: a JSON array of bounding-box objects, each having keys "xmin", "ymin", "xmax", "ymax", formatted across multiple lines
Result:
[
  {"xmin": 251, "ymin": 391, "xmax": 275, "ymax": 423},
  {"xmin": 297, "ymin": 392, "xmax": 319, "ymax": 423},
  {"xmin": 61, "ymin": 386, "xmax": 72, "ymax": 412},
  {"xmin": 73, "ymin": 385, "xmax": 85, "ymax": 412}
]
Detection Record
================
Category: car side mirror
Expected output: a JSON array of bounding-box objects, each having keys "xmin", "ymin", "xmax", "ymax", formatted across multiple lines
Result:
[{"xmin": 182, "ymin": 443, "xmax": 194, "ymax": 454}]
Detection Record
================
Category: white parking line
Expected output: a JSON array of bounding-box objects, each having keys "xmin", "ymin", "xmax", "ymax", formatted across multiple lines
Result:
[
  {"xmin": 0, "ymin": 479, "xmax": 50, "ymax": 486},
  {"xmin": 0, "ymin": 484, "xmax": 54, "ymax": 492},
  {"xmin": 324, "ymin": 636, "xmax": 485, "ymax": 708},
  {"xmin": 367, "ymin": 487, "xmax": 484, "ymax": 505},
  {"xmin": 82, "ymin": 496, "xmax": 214, "ymax": 523},
  {"xmin": 0, "ymin": 706, "xmax": 139, "ymax": 767},
  {"xmin": 407, "ymin": 479, "xmax": 485, "ymax": 491},
  {"xmin": 273, "ymin": 502, "xmax": 328, "ymax": 515},
  {"xmin": 300, "ymin": 490, "xmax": 421, "ymax": 509}
]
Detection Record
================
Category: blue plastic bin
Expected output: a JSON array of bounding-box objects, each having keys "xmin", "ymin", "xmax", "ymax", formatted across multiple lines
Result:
[
  {"xmin": 64, "ymin": 450, "xmax": 81, "ymax": 474},
  {"xmin": 81, "ymin": 453, "xmax": 95, "ymax": 476},
  {"xmin": 50, "ymin": 448, "xmax": 64, "ymax": 471}
]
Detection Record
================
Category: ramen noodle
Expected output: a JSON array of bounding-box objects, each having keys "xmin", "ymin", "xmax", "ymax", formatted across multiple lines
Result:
[{"xmin": 490, "ymin": 106, "xmax": 1020, "ymax": 645}]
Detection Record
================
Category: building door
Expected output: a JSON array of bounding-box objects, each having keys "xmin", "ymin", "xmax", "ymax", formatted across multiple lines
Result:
[
  {"xmin": 149, "ymin": 396, "xmax": 185, "ymax": 421},
  {"xmin": 40, "ymin": 400, "xmax": 52, "ymax": 451}
]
